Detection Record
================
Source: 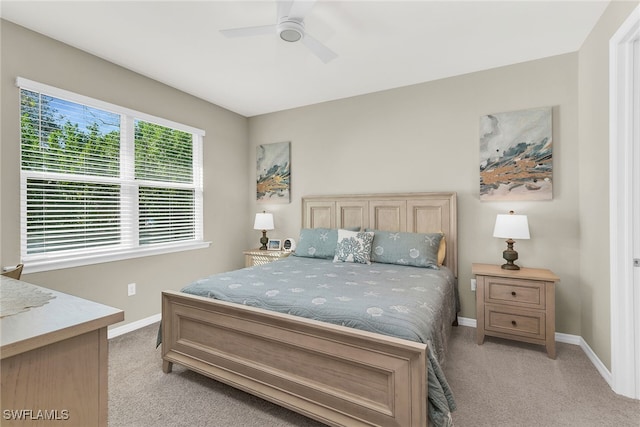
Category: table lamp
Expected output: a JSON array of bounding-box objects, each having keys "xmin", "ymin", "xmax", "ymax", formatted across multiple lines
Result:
[
  {"xmin": 254, "ymin": 212, "xmax": 274, "ymax": 250},
  {"xmin": 493, "ymin": 210, "xmax": 530, "ymax": 270}
]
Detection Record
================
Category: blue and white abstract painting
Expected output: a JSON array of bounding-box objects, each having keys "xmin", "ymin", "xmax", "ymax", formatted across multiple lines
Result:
[
  {"xmin": 480, "ymin": 107, "xmax": 553, "ymax": 201},
  {"xmin": 257, "ymin": 141, "xmax": 290, "ymax": 203}
]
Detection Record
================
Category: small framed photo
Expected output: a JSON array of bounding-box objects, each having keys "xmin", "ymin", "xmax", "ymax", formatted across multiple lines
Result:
[{"xmin": 267, "ymin": 239, "xmax": 282, "ymax": 251}]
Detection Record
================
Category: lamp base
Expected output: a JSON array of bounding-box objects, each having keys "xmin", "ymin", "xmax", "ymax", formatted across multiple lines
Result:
[
  {"xmin": 501, "ymin": 262, "xmax": 521, "ymax": 270},
  {"xmin": 259, "ymin": 231, "xmax": 268, "ymax": 250},
  {"xmin": 501, "ymin": 239, "xmax": 520, "ymax": 270}
]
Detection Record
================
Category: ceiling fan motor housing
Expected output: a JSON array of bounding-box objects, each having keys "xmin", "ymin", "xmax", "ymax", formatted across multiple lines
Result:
[{"xmin": 277, "ymin": 19, "xmax": 304, "ymax": 42}]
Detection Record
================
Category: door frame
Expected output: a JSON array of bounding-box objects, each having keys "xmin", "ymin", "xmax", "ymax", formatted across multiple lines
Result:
[{"xmin": 609, "ymin": 4, "xmax": 640, "ymax": 400}]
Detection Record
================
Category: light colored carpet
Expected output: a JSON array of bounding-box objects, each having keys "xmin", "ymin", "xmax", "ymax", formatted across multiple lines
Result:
[
  {"xmin": 108, "ymin": 322, "xmax": 326, "ymax": 427},
  {"xmin": 108, "ymin": 323, "xmax": 640, "ymax": 426},
  {"xmin": 444, "ymin": 326, "xmax": 640, "ymax": 426}
]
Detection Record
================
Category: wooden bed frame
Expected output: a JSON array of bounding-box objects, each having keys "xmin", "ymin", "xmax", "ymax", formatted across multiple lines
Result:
[{"xmin": 162, "ymin": 192, "xmax": 457, "ymax": 427}]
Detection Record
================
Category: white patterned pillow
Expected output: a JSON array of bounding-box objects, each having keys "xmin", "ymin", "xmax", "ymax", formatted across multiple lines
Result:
[{"xmin": 333, "ymin": 230, "xmax": 375, "ymax": 264}]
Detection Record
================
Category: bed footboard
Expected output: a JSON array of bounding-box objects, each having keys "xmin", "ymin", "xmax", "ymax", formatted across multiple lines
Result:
[{"xmin": 162, "ymin": 290, "xmax": 427, "ymax": 427}]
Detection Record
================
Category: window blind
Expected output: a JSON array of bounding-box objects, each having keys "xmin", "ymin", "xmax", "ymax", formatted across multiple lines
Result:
[{"xmin": 17, "ymin": 78, "xmax": 206, "ymax": 271}]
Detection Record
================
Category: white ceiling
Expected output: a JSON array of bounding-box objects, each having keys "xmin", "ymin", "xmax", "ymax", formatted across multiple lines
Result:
[{"xmin": 1, "ymin": 0, "xmax": 610, "ymax": 117}]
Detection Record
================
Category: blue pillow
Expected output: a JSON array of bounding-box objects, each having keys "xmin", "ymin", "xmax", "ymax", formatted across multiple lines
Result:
[
  {"xmin": 293, "ymin": 228, "xmax": 339, "ymax": 259},
  {"xmin": 293, "ymin": 227, "xmax": 361, "ymax": 259},
  {"xmin": 367, "ymin": 230, "xmax": 443, "ymax": 268}
]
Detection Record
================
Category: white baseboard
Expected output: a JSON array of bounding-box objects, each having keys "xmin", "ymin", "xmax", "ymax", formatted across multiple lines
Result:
[
  {"xmin": 574, "ymin": 335, "xmax": 613, "ymax": 387},
  {"xmin": 108, "ymin": 313, "xmax": 161, "ymax": 339},
  {"xmin": 555, "ymin": 331, "xmax": 581, "ymax": 345},
  {"xmin": 456, "ymin": 316, "xmax": 613, "ymax": 387},
  {"xmin": 556, "ymin": 332, "xmax": 612, "ymax": 386},
  {"xmin": 457, "ymin": 316, "xmax": 477, "ymax": 328}
]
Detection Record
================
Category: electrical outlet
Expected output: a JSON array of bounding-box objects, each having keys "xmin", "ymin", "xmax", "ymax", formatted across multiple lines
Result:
[
  {"xmin": 470, "ymin": 278, "xmax": 477, "ymax": 292},
  {"xmin": 127, "ymin": 283, "xmax": 136, "ymax": 296}
]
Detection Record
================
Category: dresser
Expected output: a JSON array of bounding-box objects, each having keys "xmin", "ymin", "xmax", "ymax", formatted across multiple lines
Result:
[
  {"xmin": 472, "ymin": 263, "xmax": 559, "ymax": 358},
  {"xmin": 243, "ymin": 248, "xmax": 291, "ymax": 267},
  {"xmin": 1, "ymin": 276, "xmax": 124, "ymax": 426}
]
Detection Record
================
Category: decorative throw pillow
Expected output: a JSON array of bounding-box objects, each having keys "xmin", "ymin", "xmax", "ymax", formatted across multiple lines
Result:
[
  {"xmin": 333, "ymin": 229, "xmax": 375, "ymax": 264},
  {"xmin": 438, "ymin": 236, "xmax": 446, "ymax": 266},
  {"xmin": 293, "ymin": 228, "xmax": 338, "ymax": 259},
  {"xmin": 367, "ymin": 230, "xmax": 443, "ymax": 269}
]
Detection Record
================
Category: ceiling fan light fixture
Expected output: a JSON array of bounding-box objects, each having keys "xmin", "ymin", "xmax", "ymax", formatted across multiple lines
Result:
[
  {"xmin": 221, "ymin": 1, "xmax": 337, "ymax": 63},
  {"xmin": 277, "ymin": 20, "xmax": 304, "ymax": 42}
]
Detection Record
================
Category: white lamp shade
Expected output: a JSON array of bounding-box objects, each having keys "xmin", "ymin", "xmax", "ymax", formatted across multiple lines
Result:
[
  {"xmin": 253, "ymin": 212, "xmax": 274, "ymax": 230},
  {"xmin": 493, "ymin": 213, "xmax": 530, "ymax": 239}
]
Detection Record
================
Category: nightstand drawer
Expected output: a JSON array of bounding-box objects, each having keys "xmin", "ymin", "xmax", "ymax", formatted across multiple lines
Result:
[
  {"xmin": 485, "ymin": 305, "xmax": 546, "ymax": 340},
  {"xmin": 484, "ymin": 277, "xmax": 545, "ymax": 309}
]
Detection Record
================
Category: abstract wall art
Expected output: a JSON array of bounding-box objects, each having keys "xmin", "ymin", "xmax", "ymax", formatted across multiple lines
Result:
[
  {"xmin": 479, "ymin": 107, "xmax": 553, "ymax": 201},
  {"xmin": 257, "ymin": 141, "xmax": 290, "ymax": 203}
]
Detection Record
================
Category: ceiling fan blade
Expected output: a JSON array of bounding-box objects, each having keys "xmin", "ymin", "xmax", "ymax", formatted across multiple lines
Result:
[
  {"xmin": 286, "ymin": 0, "xmax": 316, "ymax": 21},
  {"xmin": 220, "ymin": 24, "xmax": 276, "ymax": 38},
  {"xmin": 277, "ymin": 1, "xmax": 294, "ymax": 19},
  {"xmin": 301, "ymin": 33, "xmax": 337, "ymax": 63}
]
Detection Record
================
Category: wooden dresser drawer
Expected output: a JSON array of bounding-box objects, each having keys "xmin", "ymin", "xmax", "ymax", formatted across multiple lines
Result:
[
  {"xmin": 484, "ymin": 277, "xmax": 545, "ymax": 310},
  {"xmin": 485, "ymin": 304, "xmax": 546, "ymax": 340}
]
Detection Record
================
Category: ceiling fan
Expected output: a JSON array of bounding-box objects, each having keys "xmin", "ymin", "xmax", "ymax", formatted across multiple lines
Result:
[{"xmin": 220, "ymin": 0, "xmax": 338, "ymax": 64}]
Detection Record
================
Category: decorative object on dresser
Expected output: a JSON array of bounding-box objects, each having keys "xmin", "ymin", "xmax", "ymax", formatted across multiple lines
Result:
[
  {"xmin": 1, "ymin": 264, "xmax": 23, "ymax": 280},
  {"xmin": 493, "ymin": 211, "xmax": 530, "ymax": 270},
  {"xmin": 472, "ymin": 263, "xmax": 559, "ymax": 358},
  {"xmin": 267, "ymin": 238, "xmax": 282, "ymax": 251},
  {"xmin": 243, "ymin": 248, "xmax": 290, "ymax": 267},
  {"xmin": 282, "ymin": 237, "xmax": 296, "ymax": 252},
  {"xmin": 253, "ymin": 211, "xmax": 274, "ymax": 250}
]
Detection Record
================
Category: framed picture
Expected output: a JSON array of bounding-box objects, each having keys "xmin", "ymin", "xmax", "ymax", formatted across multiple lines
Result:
[
  {"xmin": 257, "ymin": 141, "xmax": 291, "ymax": 203},
  {"xmin": 480, "ymin": 106, "xmax": 553, "ymax": 201},
  {"xmin": 267, "ymin": 239, "xmax": 282, "ymax": 251}
]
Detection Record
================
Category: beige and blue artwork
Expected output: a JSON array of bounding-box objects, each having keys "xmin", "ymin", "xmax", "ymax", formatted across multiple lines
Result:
[
  {"xmin": 257, "ymin": 141, "xmax": 290, "ymax": 203},
  {"xmin": 480, "ymin": 107, "xmax": 552, "ymax": 201}
]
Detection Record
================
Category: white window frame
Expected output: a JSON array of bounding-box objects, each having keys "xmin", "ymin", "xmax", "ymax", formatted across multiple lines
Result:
[{"xmin": 17, "ymin": 77, "xmax": 210, "ymax": 274}]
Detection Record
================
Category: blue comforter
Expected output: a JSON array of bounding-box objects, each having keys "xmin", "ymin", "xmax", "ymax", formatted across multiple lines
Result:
[{"xmin": 181, "ymin": 256, "xmax": 457, "ymax": 426}]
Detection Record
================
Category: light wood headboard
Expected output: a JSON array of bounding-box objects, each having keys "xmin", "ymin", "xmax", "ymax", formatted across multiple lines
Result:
[{"xmin": 302, "ymin": 192, "xmax": 457, "ymax": 277}]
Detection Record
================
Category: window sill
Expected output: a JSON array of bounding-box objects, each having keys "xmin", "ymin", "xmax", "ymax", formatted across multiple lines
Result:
[{"xmin": 22, "ymin": 241, "xmax": 211, "ymax": 274}]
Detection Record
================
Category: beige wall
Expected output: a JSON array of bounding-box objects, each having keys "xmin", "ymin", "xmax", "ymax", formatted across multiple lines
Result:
[
  {"xmin": 577, "ymin": 0, "xmax": 639, "ymax": 370},
  {"xmin": 0, "ymin": 20, "xmax": 250, "ymax": 327},
  {"xmin": 249, "ymin": 53, "xmax": 582, "ymax": 335}
]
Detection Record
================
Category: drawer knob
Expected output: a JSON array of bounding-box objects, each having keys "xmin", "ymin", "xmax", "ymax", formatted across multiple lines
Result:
[
  {"xmin": 511, "ymin": 320, "xmax": 517, "ymax": 326},
  {"xmin": 511, "ymin": 291, "xmax": 516, "ymax": 296}
]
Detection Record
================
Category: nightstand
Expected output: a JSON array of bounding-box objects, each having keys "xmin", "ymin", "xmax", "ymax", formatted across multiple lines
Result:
[
  {"xmin": 472, "ymin": 263, "xmax": 560, "ymax": 358},
  {"xmin": 243, "ymin": 249, "xmax": 291, "ymax": 267}
]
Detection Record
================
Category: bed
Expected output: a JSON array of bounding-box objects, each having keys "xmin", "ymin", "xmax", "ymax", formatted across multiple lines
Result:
[{"xmin": 161, "ymin": 192, "xmax": 458, "ymax": 427}]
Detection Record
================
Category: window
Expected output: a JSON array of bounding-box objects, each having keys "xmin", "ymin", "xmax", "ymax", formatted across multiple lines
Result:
[{"xmin": 17, "ymin": 78, "xmax": 208, "ymax": 273}]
